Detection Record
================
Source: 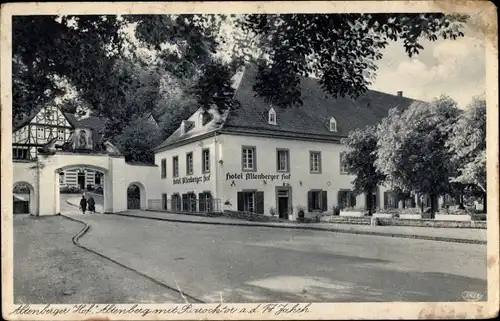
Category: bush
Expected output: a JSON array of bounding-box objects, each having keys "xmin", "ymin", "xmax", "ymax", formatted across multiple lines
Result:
[
  {"xmin": 329, "ymin": 205, "xmax": 341, "ymax": 216},
  {"xmin": 342, "ymin": 207, "xmax": 365, "ymax": 212},
  {"xmin": 94, "ymin": 186, "xmax": 104, "ymax": 195},
  {"xmin": 269, "ymin": 207, "xmax": 276, "ymax": 216},
  {"xmin": 400, "ymin": 207, "xmax": 422, "ymax": 215},
  {"xmin": 86, "ymin": 184, "xmax": 94, "ymax": 191}
]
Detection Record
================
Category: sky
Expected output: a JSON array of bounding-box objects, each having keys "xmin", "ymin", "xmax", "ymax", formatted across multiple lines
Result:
[{"xmin": 370, "ymin": 23, "xmax": 485, "ymax": 108}]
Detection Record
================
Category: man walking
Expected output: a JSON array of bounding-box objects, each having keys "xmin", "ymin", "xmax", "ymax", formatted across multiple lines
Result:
[
  {"xmin": 88, "ymin": 195, "xmax": 96, "ymax": 214},
  {"xmin": 79, "ymin": 194, "xmax": 87, "ymax": 215}
]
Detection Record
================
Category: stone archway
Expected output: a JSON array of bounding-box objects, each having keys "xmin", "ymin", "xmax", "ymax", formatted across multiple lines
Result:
[
  {"xmin": 127, "ymin": 182, "xmax": 146, "ymax": 210},
  {"xmin": 13, "ymin": 181, "xmax": 37, "ymax": 215},
  {"xmin": 56, "ymin": 164, "xmax": 110, "ymax": 215}
]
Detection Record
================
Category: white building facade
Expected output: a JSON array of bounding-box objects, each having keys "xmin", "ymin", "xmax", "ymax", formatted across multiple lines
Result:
[{"xmin": 152, "ymin": 65, "xmax": 428, "ymax": 219}]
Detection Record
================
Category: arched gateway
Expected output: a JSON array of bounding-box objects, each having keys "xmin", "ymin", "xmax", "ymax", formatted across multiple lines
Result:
[{"xmin": 12, "ymin": 129, "xmax": 158, "ymax": 216}]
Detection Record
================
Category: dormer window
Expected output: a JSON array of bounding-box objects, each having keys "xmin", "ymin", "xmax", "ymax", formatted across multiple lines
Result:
[
  {"xmin": 329, "ymin": 117, "xmax": 337, "ymax": 132},
  {"xmin": 268, "ymin": 108, "xmax": 277, "ymax": 125},
  {"xmin": 180, "ymin": 121, "xmax": 186, "ymax": 136}
]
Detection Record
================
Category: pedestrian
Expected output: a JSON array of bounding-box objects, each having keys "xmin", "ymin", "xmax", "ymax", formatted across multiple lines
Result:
[
  {"xmin": 79, "ymin": 194, "xmax": 87, "ymax": 215},
  {"xmin": 88, "ymin": 195, "xmax": 96, "ymax": 214}
]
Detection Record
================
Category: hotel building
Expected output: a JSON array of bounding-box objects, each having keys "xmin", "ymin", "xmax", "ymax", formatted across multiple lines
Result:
[{"xmin": 153, "ymin": 68, "xmax": 425, "ymax": 220}]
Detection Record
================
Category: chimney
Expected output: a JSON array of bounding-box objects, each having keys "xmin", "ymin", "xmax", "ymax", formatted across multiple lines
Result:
[{"xmin": 397, "ymin": 91, "xmax": 403, "ymax": 97}]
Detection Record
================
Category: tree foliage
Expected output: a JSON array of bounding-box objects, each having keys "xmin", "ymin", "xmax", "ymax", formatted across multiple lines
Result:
[
  {"xmin": 375, "ymin": 96, "xmax": 461, "ymax": 216},
  {"xmin": 12, "ymin": 15, "xmax": 124, "ymax": 122},
  {"xmin": 239, "ymin": 13, "xmax": 468, "ymax": 107},
  {"xmin": 341, "ymin": 125, "xmax": 385, "ymax": 215},
  {"xmin": 447, "ymin": 97, "xmax": 487, "ymax": 192},
  {"xmin": 114, "ymin": 118, "xmax": 163, "ymax": 164}
]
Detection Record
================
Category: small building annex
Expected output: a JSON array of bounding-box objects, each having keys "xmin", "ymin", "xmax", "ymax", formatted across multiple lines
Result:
[{"xmin": 152, "ymin": 67, "xmax": 426, "ymax": 220}]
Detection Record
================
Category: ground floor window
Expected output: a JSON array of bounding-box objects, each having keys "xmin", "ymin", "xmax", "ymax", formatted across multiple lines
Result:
[
  {"xmin": 338, "ymin": 190, "xmax": 357, "ymax": 209},
  {"xmin": 171, "ymin": 194, "xmax": 181, "ymax": 212},
  {"xmin": 198, "ymin": 192, "xmax": 212, "ymax": 212},
  {"xmin": 182, "ymin": 192, "xmax": 197, "ymax": 212},
  {"xmin": 384, "ymin": 192, "xmax": 398, "ymax": 209},
  {"xmin": 237, "ymin": 191, "xmax": 264, "ymax": 214},
  {"xmin": 13, "ymin": 148, "xmax": 29, "ymax": 160},
  {"xmin": 308, "ymin": 190, "xmax": 327, "ymax": 212}
]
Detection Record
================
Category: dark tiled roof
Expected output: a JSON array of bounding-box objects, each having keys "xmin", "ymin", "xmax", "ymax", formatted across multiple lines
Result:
[
  {"xmin": 156, "ymin": 67, "xmax": 425, "ymax": 151},
  {"xmin": 224, "ymin": 67, "xmax": 425, "ymax": 139}
]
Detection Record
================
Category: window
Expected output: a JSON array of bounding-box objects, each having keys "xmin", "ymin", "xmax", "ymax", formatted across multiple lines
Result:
[
  {"xmin": 309, "ymin": 151, "xmax": 322, "ymax": 173},
  {"xmin": 171, "ymin": 194, "xmax": 181, "ymax": 211},
  {"xmin": 308, "ymin": 190, "xmax": 327, "ymax": 212},
  {"xmin": 182, "ymin": 192, "xmax": 197, "ymax": 212},
  {"xmin": 268, "ymin": 108, "xmax": 277, "ymax": 125},
  {"xmin": 338, "ymin": 190, "xmax": 357, "ymax": 209},
  {"xmin": 59, "ymin": 172, "xmax": 65, "ymax": 184},
  {"xmin": 37, "ymin": 128, "xmax": 43, "ymax": 138},
  {"xmin": 95, "ymin": 172, "xmax": 102, "ymax": 185},
  {"xmin": 277, "ymin": 149, "xmax": 289, "ymax": 172},
  {"xmin": 160, "ymin": 158, "xmax": 167, "ymax": 179},
  {"xmin": 202, "ymin": 149, "xmax": 210, "ymax": 173},
  {"xmin": 384, "ymin": 192, "xmax": 398, "ymax": 209},
  {"xmin": 340, "ymin": 152, "xmax": 349, "ymax": 174},
  {"xmin": 242, "ymin": 146, "xmax": 256, "ymax": 171},
  {"xmin": 186, "ymin": 152, "xmax": 194, "ymax": 175},
  {"xmin": 173, "ymin": 156, "xmax": 179, "ymax": 178},
  {"xmin": 237, "ymin": 191, "xmax": 264, "ymax": 214},
  {"xmin": 329, "ymin": 117, "xmax": 337, "ymax": 132},
  {"xmin": 57, "ymin": 129, "xmax": 64, "ymax": 140},
  {"xmin": 199, "ymin": 192, "xmax": 212, "ymax": 212}
]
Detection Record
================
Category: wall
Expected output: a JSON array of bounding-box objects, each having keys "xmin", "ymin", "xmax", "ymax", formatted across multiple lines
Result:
[
  {"xmin": 218, "ymin": 134, "xmax": 366, "ymax": 220},
  {"xmin": 154, "ymin": 135, "xmax": 218, "ymax": 209},
  {"xmin": 13, "ymin": 160, "xmax": 39, "ymax": 215},
  {"xmin": 13, "ymin": 152, "xmax": 159, "ymax": 216}
]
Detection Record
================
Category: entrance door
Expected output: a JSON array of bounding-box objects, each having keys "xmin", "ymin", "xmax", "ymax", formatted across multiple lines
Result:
[
  {"xmin": 277, "ymin": 188, "xmax": 290, "ymax": 219},
  {"xmin": 278, "ymin": 197, "xmax": 289, "ymax": 219},
  {"xmin": 77, "ymin": 172, "xmax": 86, "ymax": 190}
]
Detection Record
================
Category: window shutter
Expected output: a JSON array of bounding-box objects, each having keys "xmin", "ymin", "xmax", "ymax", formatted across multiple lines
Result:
[
  {"xmin": 321, "ymin": 191, "xmax": 328, "ymax": 212},
  {"xmin": 350, "ymin": 193, "xmax": 357, "ymax": 207},
  {"xmin": 237, "ymin": 192, "xmax": 244, "ymax": 211},
  {"xmin": 276, "ymin": 150, "xmax": 280, "ymax": 171},
  {"xmin": 307, "ymin": 191, "xmax": 313, "ymax": 212},
  {"xmin": 256, "ymin": 191, "xmax": 264, "ymax": 214},
  {"xmin": 199, "ymin": 193, "xmax": 205, "ymax": 212},
  {"xmin": 384, "ymin": 192, "xmax": 388, "ymax": 209},
  {"xmin": 162, "ymin": 193, "xmax": 167, "ymax": 210},
  {"xmin": 254, "ymin": 148, "xmax": 257, "ymax": 171}
]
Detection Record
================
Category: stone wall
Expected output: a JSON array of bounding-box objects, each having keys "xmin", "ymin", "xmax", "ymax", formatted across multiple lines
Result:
[
  {"xmin": 375, "ymin": 218, "xmax": 486, "ymax": 229},
  {"xmin": 319, "ymin": 215, "xmax": 487, "ymax": 229}
]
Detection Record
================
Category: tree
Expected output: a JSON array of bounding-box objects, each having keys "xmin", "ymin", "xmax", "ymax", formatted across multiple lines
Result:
[
  {"xmin": 447, "ymin": 96, "xmax": 487, "ymax": 211},
  {"xmin": 12, "ymin": 15, "xmax": 124, "ymax": 122},
  {"xmin": 13, "ymin": 13, "xmax": 469, "ymax": 119},
  {"xmin": 375, "ymin": 96, "xmax": 461, "ymax": 218},
  {"xmin": 114, "ymin": 118, "xmax": 163, "ymax": 164},
  {"xmin": 189, "ymin": 60, "xmax": 239, "ymax": 112},
  {"xmin": 238, "ymin": 13, "xmax": 468, "ymax": 107},
  {"xmin": 341, "ymin": 125, "xmax": 385, "ymax": 216}
]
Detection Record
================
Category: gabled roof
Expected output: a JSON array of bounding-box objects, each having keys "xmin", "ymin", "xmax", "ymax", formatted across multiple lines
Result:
[{"xmin": 155, "ymin": 66, "xmax": 426, "ymax": 152}]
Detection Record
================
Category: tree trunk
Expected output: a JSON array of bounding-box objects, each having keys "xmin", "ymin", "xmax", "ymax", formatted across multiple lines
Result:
[
  {"xmin": 458, "ymin": 193, "xmax": 465, "ymax": 210},
  {"xmin": 430, "ymin": 194, "xmax": 437, "ymax": 219},
  {"xmin": 367, "ymin": 188, "xmax": 373, "ymax": 216}
]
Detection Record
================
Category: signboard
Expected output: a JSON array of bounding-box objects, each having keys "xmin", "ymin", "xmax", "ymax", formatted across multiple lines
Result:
[
  {"xmin": 225, "ymin": 172, "xmax": 291, "ymax": 181},
  {"xmin": 173, "ymin": 174, "xmax": 211, "ymax": 185}
]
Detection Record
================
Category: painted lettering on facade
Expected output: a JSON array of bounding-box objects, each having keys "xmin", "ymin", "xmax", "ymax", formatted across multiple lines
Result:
[
  {"xmin": 173, "ymin": 174, "xmax": 211, "ymax": 185},
  {"xmin": 225, "ymin": 173, "xmax": 291, "ymax": 181}
]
